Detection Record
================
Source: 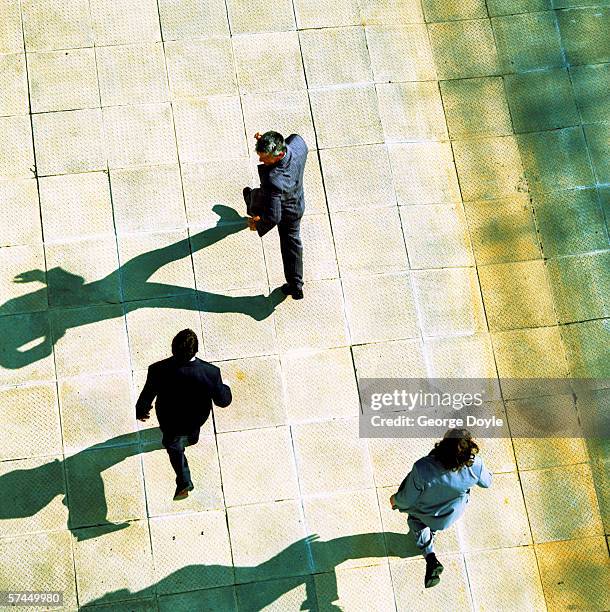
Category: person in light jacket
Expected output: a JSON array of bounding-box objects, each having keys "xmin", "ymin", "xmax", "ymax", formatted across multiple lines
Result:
[{"xmin": 390, "ymin": 428, "xmax": 492, "ymax": 588}]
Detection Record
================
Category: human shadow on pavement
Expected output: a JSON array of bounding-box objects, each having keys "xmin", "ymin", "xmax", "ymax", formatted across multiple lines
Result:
[
  {"xmin": 0, "ymin": 206, "xmax": 286, "ymax": 370},
  {"xmin": 0, "ymin": 429, "xmax": 166, "ymax": 541},
  {"xmin": 81, "ymin": 532, "xmax": 419, "ymax": 610}
]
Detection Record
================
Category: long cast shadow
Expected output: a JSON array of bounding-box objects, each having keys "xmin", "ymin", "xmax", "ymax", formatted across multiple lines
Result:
[
  {"xmin": 0, "ymin": 205, "xmax": 286, "ymax": 370},
  {"xmin": 81, "ymin": 532, "xmax": 418, "ymax": 610},
  {"xmin": 0, "ymin": 429, "xmax": 165, "ymax": 541}
]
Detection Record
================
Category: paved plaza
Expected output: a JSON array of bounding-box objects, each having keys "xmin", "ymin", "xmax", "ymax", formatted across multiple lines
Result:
[{"xmin": 0, "ymin": 0, "xmax": 609, "ymax": 610}]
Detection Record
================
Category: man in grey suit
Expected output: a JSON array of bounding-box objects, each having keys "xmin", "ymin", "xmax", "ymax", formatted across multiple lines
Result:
[
  {"xmin": 390, "ymin": 428, "xmax": 492, "ymax": 588},
  {"xmin": 243, "ymin": 130, "xmax": 308, "ymax": 300}
]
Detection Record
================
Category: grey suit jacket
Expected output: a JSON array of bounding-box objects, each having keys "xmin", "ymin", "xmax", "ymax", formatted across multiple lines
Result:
[
  {"xmin": 254, "ymin": 134, "xmax": 308, "ymax": 237},
  {"xmin": 393, "ymin": 454, "xmax": 492, "ymax": 530}
]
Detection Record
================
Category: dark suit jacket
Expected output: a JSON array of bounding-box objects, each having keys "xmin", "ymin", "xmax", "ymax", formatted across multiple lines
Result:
[
  {"xmin": 254, "ymin": 133, "xmax": 308, "ymax": 237},
  {"xmin": 136, "ymin": 357, "xmax": 232, "ymax": 434}
]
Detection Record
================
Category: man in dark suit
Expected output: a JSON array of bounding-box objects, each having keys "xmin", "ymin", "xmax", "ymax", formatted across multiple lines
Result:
[
  {"xmin": 243, "ymin": 130, "xmax": 308, "ymax": 300},
  {"xmin": 136, "ymin": 329, "xmax": 232, "ymax": 500}
]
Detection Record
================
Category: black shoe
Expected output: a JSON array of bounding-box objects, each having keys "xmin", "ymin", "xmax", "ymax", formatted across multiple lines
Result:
[
  {"xmin": 281, "ymin": 283, "xmax": 304, "ymax": 299},
  {"xmin": 173, "ymin": 483, "xmax": 194, "ymax": 501},
  {"xmin": 424, "ymin": 553, "xmax": 444, "ymax": 588}
]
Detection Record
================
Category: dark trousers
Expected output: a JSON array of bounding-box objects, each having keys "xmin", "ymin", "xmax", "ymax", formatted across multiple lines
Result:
[
  {"xmin": 161, "ymin": 429, "xmax": 200, "ymax": 488},
  {"xmin": 278, "ymin": 216, "xmax": 303, "ymax": 290},
  {"xmin": 244, "ymin": 187, "xmax": 303, "ymax": 290}
]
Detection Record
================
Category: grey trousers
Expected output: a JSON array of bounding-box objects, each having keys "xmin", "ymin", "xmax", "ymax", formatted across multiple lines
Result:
[
  {"xmin": 245, "ymin": 187, "xmax": 303, "ymax": 290},
  {"xmin": 407, "ymin": 515, "xmax": 436, "ymax": 556}
]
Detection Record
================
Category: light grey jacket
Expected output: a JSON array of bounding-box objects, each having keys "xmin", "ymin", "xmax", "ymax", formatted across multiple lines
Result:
[{"xmin": 394, "ymin": 453, "xmax": 492, "ymax": 530}]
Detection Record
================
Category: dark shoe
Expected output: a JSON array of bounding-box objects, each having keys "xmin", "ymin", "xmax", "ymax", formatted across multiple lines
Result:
[
  {"xmin": 173, "ymin": 483, "xmax": 194, "ymax": 501},
  {"xmin": 281, "ymin": 283, "xmax": 304, "ymax": 299},
  {"xmin": 424, "ymin": 553, "xmax": 444, "ymax": 588}
]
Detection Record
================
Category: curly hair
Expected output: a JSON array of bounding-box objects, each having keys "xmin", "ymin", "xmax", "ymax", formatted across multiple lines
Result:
[
  {"xmin": 171, "ymin": 329, "xmax": 198, "ymax": 362},
  {"xmin": 429, "ymin": 428, "xmax": 480, "ymax": 471}
]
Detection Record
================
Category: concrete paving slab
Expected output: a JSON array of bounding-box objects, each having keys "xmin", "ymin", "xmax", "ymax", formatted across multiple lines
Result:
[
  {"xmin": 110, "ymin": 165, "xmax": 186, "ymax": 234},
  {"xmin": 103, "ymin": 104, "xmax": 177, "ymax": 169},
  {"xmin": 342, "ymin": 272, "xmax": 418, "ymax": 344},
  {"xmin": 39, "ymin": 172, "xmax": 114, "ymax": 241},
  {"xmin": 292, "ymin": 418, "xmax": 374, "ymax": 495},
  {"xmin": 320, "ymin": 144, "xmax": 395, "ymax": 212},
  {"xmin": 165, "ymin": 38, "xmax": 237, "ymax": 99},
  {"xmin": 299, "ymin": 27, "xmax": 372, "ymax": 88},
  {"xmin": 302, "ymin": 490, "xmax": 385, "ymax": 571},
  {"xmin": 315, "ymin": 564, "xmax": 396, "ymax": 611},
  {"xmin": 293, "ymin": 0, "xmax": 360, "ymax": 28},
  {"xmin": 0, "ymin": 179, "xmax": 41, "ymax": 246},
  {"xmin": 217, "ymin": 426, "xmax": 299, "ymax": 505},
  {"xmin": 465, "ymin": 546, "xmax": 546, "ymax": 611},
  {"xmin": 478, "ymin": 260, "xmax": 557, "ymax": 331},
  {"xmin": 452, "ymin": 135, "xmax": 525, "ymax": 202},
  {"xmin": 440, "ymin": 77, "xmax": 513, "ymax": 139},
  {"xmin": 150, "ymin": 511, "xmax": 233, "ymax": 593},
  {"xmin": 0, "ymin": 530, "xmax": 77, "ymax": 608},
  {"xmin": 412, "ymin": 267, "xmax": 485, "ymax": 337},
  {"xmin": 377, "ymin": 81, "xmax": 447, "ymax": 142},
  {"xmin": 158, "ymin": 0, "xmax": 229, "ymax": 40},
  {"xmin": 359, "ymin": 0, "xmax": 424, "ymax": 25},
  {"xmin": 332, "ymin": 207, "xmax": 407, "ymax": 275},
  {"xmin": 263, "ymin": 213, "xmax": 338, "ymax": 284},
  {"xmin": 97, "ymin": 43, "xmax": 169, "ymax": 107},
  {"xmin": 226, "ymin": 0, "xmax": 296, "ymax": 34},
  {"xmin": 228, "ymin": 500, "xmax": 311, "ymax": 582},
  {"xmin": 73, "ymin": 520, "xmax": 154, "ymax": 605},
  {"xmin": 282, "ymin": 347, "xmax": 359, "ymax": 423},
  {"xmin": 463, "ymin": 194, "xmax": 541, "ymax": 265},
  {"xmin": 400, "ymin": 204, "xmax": 474, "ymax": 269},
  {"xmin": 366, "ymin": 25, "xmax": 436, "ymax": 82},
  {"xmin": 58, "ymin": 372, "xmax": 135, "ymax": 452},
  {"xmin": 0, "ymin": 53, "xmax": 29, "ymax": 116},
  {"xmin": 0, "ymin": 382, "xmax": 61, "ymax": 460},
  {"xmin": 0, "ymin": 455, "xmax": 68, "ymax": 536},
  {"xmin": 212, "ymin": 355, "xmax": 286, "ymax": 432},
  {"xmin": 388, "ymin": 141, "xmax": 461, "ymax": 205},
  {"xmin": 492, "ymin": 11, "xmax": 564, "ymax": 72},
  {"xmin": 428, "ymin": 19, "xmax": 500, "ymax": 80},
  {"xmin": 521, "ymin": 463, "xmax": 604, "ymax": 542},
  {"xmin": 390, "ymin": 555, "xmax": 472, "ymax": 611},
  {"xmin": 141, "ymin": 434, "xmax": 224, "ymax": 515},
  {"xmin": 352, "ymin": 338, "xmax": 427, "ymax": 379},
  {"xmin": 309, "ymin": 85, "xmax": 383, "ymax": 148},
  {"xmin": 233, "ymin": 32, "xmax": 305, "ymax": 94},
  {"xmin": 90, "ymin": 0, "xmax": 161, "ymax": 46},
  {"xmin": 0, "ymin": 115, "xmax": 34, "ymax": 178},
  {"xmin": 21, "ymin": 0, "xmax": 92, "ymax": 51}
]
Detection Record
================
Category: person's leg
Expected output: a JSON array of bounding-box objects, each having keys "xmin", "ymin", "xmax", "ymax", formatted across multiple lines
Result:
[
  {"xmin": 278, "ymin": 217, "xmax": 303, "ymax": 291},
  {"xmin": 162, "ymin": 434, "xmax": 192, "ymax": 489},
  {"xmin": 408, "ymin": 516, "xmax": 444, "ymax": 588},
  {"xmin": 407, "ymin": 515, "xmax": 435, "ymax": 557}
]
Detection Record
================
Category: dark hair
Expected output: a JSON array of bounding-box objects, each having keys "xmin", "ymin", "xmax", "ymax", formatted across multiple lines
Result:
[
  {"xmin": 429, "ymin": 428, "xmax": 480, "ymax": 471},
  {"xmin": 171, "ymin": 329, "xmax": 198, "ymax": 362},
  {"xmin": 255, "ymin": 131, "xmax": 286, "ymax": 156}
]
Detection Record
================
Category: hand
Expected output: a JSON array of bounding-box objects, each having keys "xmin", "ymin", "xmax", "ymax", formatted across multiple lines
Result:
[
  {"xmin": 248, "ymin": 215, "xmax": 260, "ymax": 231},
  {"xmin": 137, "ymin": 414, "xmax": 150, "ymax": 422},
  {"xmin": 254, "ymin": 132, "xmax": 262, "ymax": 141},
  {"xmin": 389, "ymin": 494, "xmax": 396, "ymax": 509},
  {"xmin": 14, "ymin": 269, "xmax": 45, "ymax": 283}
]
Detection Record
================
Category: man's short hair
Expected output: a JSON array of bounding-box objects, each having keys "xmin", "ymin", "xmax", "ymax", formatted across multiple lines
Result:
[
  {"xmin": 171, "ymin": 329, "xmax": 198, "ymax": 362},
  {"xmin": 255, "ymin": 131, "xmax": 286, "ymax": 157},
  {"xmin": 429, "ymin": 428, "xmax": 480, "ymax": 471}
]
